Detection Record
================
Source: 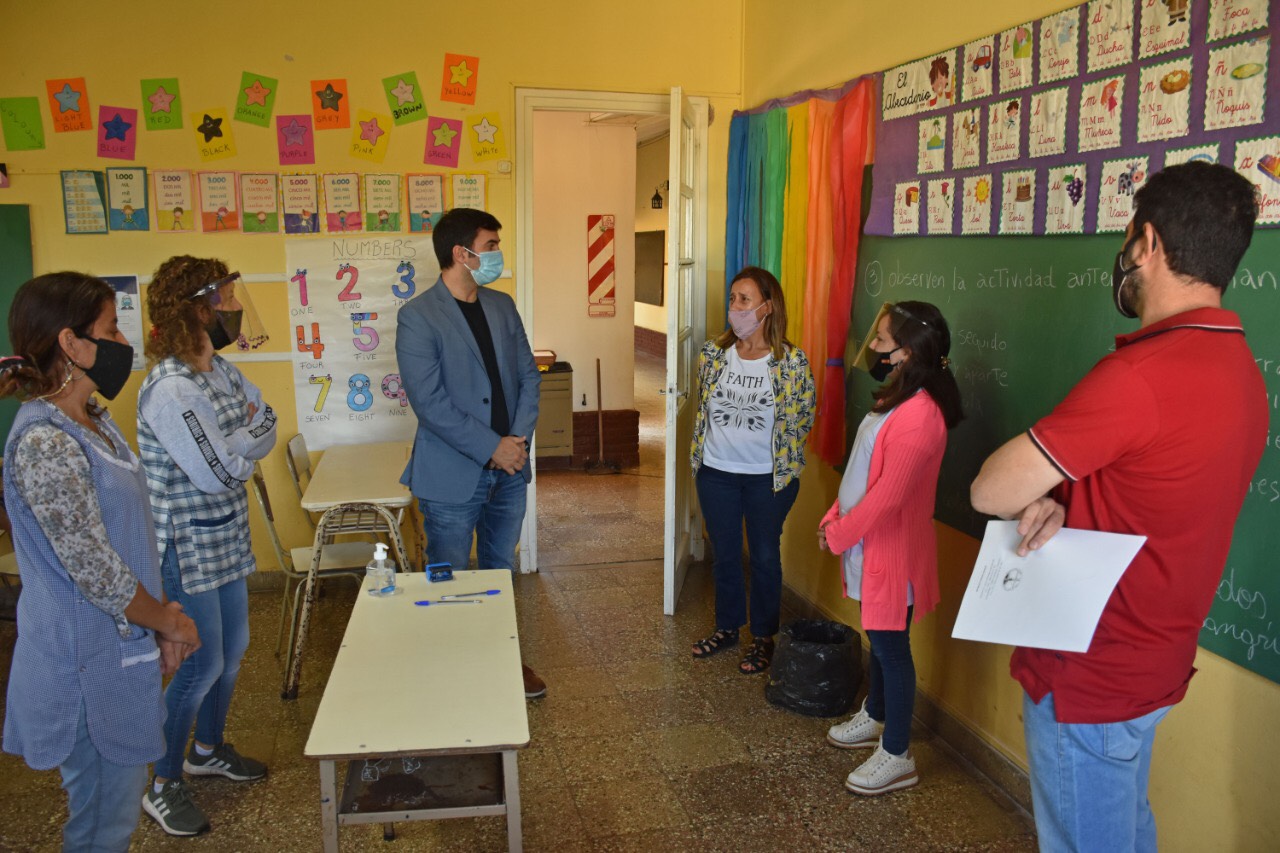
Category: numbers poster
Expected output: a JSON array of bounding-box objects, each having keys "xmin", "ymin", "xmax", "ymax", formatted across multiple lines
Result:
[{"xmin": 285, "ymin": 237, "xmax": 439, "ymax": 449}]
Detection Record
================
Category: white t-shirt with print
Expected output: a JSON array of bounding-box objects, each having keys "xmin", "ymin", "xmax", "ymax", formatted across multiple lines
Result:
[{"xmin": 702, "ymin": 346, "xmax": 774, "ymax": 475}]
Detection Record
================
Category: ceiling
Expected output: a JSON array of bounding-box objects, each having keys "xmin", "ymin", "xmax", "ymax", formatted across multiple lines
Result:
[{"xmin": 586, "ymin": 112, "xmax": 670, "ymax": 146}]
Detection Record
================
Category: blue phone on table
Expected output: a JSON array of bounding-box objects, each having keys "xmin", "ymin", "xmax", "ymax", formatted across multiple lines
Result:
[{"xmin": 426, "ymin": 562, "xmax": 454, "ymax": 582}]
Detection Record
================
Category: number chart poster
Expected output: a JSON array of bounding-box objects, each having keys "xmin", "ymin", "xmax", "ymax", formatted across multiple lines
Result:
[{"xmin": 285, "ymin": 237, "xmax": 439, "ymax": 449}]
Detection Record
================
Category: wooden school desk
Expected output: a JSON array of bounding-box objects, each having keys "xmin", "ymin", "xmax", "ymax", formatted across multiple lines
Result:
[
  {"xmin": 304, "ymin": 570, "xmax": 529, "ymax": 852},
  {"xmin": 300, "ymin": 440, "xmax": 414, "ymax": 513},
  {"xmin": 300, "ymin": 439, "xmax": 421, "ymax": 568}
]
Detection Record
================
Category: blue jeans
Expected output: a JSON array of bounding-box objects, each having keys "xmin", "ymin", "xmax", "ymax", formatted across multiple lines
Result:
[
  {"xmin": 419, "ymin": 468, "xmax": 526, "ymax": 571},
  {"xmin": 1023, "ymin": 692, "xmax": 1171, "ymax": 853},
  {"xmin": 59, "ymin": 701, "xmax": 148, "ymax": 852},
  {"xmin": 865, "ymin": 605, "xmax": 915, "ymax": 756},
  {"xmin": 696, "ymin": 465, "xmax": 800, "ymax": 637},
  {"xmin": 156, "ymin": 545, "xmax": 250, "ymax": 780}
]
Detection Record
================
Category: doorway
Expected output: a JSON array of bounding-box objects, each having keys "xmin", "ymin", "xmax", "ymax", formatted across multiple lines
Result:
[
  {"xmin": 515, "ymin": 88, "xmax": 708, "ymax": 610},
  {"xmin": 526, "ymin": 109, "xmax": 667, "ymax": 568}
]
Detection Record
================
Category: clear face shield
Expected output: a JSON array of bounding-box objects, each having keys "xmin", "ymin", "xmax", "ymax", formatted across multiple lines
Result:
[{"xmin": 189, "ymin": 272, "xmax": 269, "ymax": 351}]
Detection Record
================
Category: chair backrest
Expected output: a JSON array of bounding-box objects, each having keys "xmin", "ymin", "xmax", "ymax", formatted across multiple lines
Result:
[
  {"xmin": 249, "ymin": 466, "xmax": 301, "ymax": 578},
  {"xmin": 313, "ymin": 502, "xmax": 410, "ymax": 571},
  {"xmin": 285, "ymin": 434, "xmax": 312, "ymax": 501}
]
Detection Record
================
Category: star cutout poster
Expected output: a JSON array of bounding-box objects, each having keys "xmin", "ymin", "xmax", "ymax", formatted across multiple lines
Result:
[
  {"xmin": 441, "ymin": 53, "xmax": 479, "ymax": 105},
  {"xmin": 382, "ymin": 72, "xmax": 427, "ymax": 126},
  {"xmin": 97, "ymin": 107, "xmax": 137, "ymax": 160},
  {"xmin": 235, "ymin": 72, "xmax": 278, "ymax": 127},
  {"xmin": 311, "ymin": 79, "xmax": 350, "ymax": 130},
  {"xmin": 45, "ymin": 78, "xmax": 92, "ymax": 133},
  {"xmin": 351, "ymin": 110, "xmax": 392, "ymax": 163},
  {"xmin": 424, "ymin": 116, "xmax": 462, "ymax": 168},
  {"xmin": 276, "ymin": 115, "xmax": 315, "ymax": 166},
  {"xmin": 191, "ymin": 108, "xmax": 236, "ymax": 161},
  {"xmin": 0, "ymin": 98, "xmax": 46, "ymax": 151},
  {"xmin": 466, "ymin": 112, "xmax": 506, "ymax": 161},
  {"xmin": 141, "ymin": 78, "xmax": 182, "ymax": 130}
]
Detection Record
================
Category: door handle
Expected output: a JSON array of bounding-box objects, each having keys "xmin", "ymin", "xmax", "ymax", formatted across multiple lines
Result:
[{"xmin": 658, "ymin": 388, "xmax": 689, "ymax": 399}]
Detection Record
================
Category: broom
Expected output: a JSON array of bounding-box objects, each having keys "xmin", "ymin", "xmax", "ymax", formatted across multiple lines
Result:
[{"xmin": 586, "ymin": 358, "xmax": 620, "ymax": 474}]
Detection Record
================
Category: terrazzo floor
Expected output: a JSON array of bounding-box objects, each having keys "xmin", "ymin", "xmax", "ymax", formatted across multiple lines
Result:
[
  {"xmin": 0, "ymin": 562, "xmax": 1035, "ymax": 851},
  {"xmin": 535, "ymin": 350, "xmax": 666, "ymax": 569},
  {"xmin": 0, "ymin": 350, "xmax": 1036, "ymax": 850}
]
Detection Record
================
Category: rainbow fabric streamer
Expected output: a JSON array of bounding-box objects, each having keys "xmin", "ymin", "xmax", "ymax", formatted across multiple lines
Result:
[{"xmin": 724, "ymin": 77, "xmax": 874, "ymax": 466}]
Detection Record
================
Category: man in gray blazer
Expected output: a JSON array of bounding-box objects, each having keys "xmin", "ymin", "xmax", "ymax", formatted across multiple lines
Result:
[{"xmin": 396, "ymin": 208, "xmax": 545, "ymax": 697}]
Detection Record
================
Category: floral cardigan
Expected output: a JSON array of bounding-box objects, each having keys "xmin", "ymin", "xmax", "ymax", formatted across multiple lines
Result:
[{"xmin": 689, "ymin": 339, "xmax": 816, "ymax": 492}]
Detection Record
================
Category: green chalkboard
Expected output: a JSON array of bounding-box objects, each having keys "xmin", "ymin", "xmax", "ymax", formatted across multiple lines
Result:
[
  {"xmin": 850, "ymin": 231, "xmax": 1280, "ymax": 685},
  {"xmin": 0, "ymin": 205, "xmax": 33, "ymax": 449}
]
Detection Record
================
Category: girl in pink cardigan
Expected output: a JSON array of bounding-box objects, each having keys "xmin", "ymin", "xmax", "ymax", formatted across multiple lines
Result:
[{"xmin": 818, "ymin": 301, "xmax": 963, "ymax": 797}]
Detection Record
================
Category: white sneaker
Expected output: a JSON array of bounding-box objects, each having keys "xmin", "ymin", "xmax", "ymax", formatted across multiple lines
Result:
[
  {"xmin": 844, "ymin": 745, "xmax": 918, "ymax": 796},
  {"xmin": 826, "ymin": 702, "xmax": 884, "ymax": 750}
]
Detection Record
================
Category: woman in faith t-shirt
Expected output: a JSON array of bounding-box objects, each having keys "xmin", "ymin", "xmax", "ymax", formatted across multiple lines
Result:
[{"xmin": 689, "ymin": 267, "xmax": 814, "ymax": 675}]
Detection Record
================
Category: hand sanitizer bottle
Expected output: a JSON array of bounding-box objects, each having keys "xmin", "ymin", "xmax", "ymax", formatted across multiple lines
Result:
[{"xmin": 366, "ymin": 542, "xmax": 394, "ymax": 596}]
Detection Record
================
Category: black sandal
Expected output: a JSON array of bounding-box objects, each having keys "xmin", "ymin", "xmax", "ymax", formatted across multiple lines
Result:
[
  {"xmin": 739, "ymin": 637, "xmax": 775, "ymax": 674},
  {"xmin": 691, "ymin": 628, "xmax": 739, "ymax": 658}
]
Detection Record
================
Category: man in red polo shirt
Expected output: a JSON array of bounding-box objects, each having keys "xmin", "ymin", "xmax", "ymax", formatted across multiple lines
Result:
[{"xmin": 971, "ymin": 162, "xmax": 1266, "ymax": 852}]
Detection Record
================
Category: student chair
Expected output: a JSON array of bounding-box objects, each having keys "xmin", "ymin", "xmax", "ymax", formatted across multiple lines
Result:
[
  {"xmin": 280, "ymin": 500, "xmax": 411, "ymax": 701},
  {"xmin": 249, "ymin": 467, "xmax": 369, "ymax": 666}
]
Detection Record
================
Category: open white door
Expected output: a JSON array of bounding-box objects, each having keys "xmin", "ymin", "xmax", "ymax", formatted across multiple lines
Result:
[{"xmin": 663, "ymin": 87, "xmax": 708, "ymax": 615}]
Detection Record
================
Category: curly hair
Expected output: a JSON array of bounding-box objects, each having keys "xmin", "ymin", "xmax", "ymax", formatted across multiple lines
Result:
[
  {"xmin": 0, "ymin": 272, "xmax": 115, "ymax": 412},
  {"xmin": 146, "ymin": 255, "xmax": 228, "ymax": 367}
]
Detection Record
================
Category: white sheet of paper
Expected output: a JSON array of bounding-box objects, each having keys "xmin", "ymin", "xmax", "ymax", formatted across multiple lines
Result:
[{"xmin": 952, "ymin": 520, "xmax": 1146, "ymax": 652}]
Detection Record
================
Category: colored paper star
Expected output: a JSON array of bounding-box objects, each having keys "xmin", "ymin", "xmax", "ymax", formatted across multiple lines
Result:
[
  {"xmin": 315, "ymin": 83, "xmax": 343, "ymax": 111},
  {"xmin": 472, "ymin": 117, "xmax": 498, "ymax": 143},
  {"xmin": 244, "ymin": 79, "xmax": 272, "ymax": 107},
  {"xmin": 449, "ymin": 60, "xmax": 473, "ymax": 86},
  {"xmin": 390, "ymin": 79, "xmax": 416, "ymax": 105},
  {"xmin": 53, "ymin": 83, "xmax": 81, "ymax": 113},
  {"xmin": 281, "ymin": 118, "xmax": 308, "ymax": 145},
  {"xmin": 197, "ymin": 114, "xmax": 223, "ymax": 142},
  {"xmin": 102, "ymin": 113, "xmax": 132, "ymax": 141},
  {"xmin": 432, "ymin": 122, "xmax": 458, "ymax": 147},
  {"xmin": 360, "ymin": 117, "xmax": 385, "ymax": 145},
  {"xmin": 148, "ymin": 85, "xmax": 175, "ymax": 113}
]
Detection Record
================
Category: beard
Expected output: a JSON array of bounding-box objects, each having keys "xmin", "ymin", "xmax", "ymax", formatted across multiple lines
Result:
[{"xmin": 1118, "ymin": 266, "xmax": 1144, "ymax": 317}]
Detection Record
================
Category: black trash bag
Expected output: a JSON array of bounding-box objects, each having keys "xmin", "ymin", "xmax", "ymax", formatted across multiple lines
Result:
[{"xmin": 765, "ymin": 619, "xmax": 862, "ymax": 717}]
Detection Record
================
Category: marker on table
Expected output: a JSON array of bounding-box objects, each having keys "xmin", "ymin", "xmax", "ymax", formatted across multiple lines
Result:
[
  {"xmin": 440, "ymin": 589, "xmax": 501, "ymax": 601},
  {"xmin": 414, "ymin": 599, "xmax": 482, "ymax": 607}
]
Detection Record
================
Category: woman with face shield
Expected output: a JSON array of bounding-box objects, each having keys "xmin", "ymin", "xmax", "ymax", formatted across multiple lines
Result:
[
  {"xmin": 136, "ymin": 256, "xmax": 276, "ymax": 837},
  {"xmin": 818, "ymin": 301, "xmax": 963, "ymax": 797},
  {"xmin": 0, "ymin": 272, "xmax": 201, "ymax": 851}
]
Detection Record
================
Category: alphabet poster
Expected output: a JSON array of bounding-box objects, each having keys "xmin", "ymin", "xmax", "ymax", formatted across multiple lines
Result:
[
  {"xmin": 868, "ymin": 1, "xmax": 1280, "ymax": 236},
  {"xmin": 286, "ymin": 237, "xmax": 439, "ymax": 450}
]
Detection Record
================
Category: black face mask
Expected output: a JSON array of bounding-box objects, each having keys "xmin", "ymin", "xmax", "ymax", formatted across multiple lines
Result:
[
  {"xmin": 1111, "ymin": 234, "xmax": 1148, "ymax": 319},
  {"xmin": 869, "ymin": 347, "xmax": 901, "ymax": 382},
  {"xmin": 205, "ymin": 310, "xmax": 243, "ymax": 351},
  {"xmin": 76, "ymin": 337, "xmax": 133, "ymax": 400}
]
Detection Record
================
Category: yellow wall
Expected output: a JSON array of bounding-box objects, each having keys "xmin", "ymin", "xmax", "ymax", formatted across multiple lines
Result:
[
  {"xmin": 747, "ymin": 1, "xmax": 1280, "ymax": 849},
  {"xmin": 0, "ymin": 0, "xmax": 743, "ymax": 560}
]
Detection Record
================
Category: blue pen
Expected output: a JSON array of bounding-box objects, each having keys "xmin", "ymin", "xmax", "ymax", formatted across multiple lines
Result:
[
  {"xmin": 440, "ymin": 589, "xmax": 500, "ymax": 600},
  {"xmin": 414, "ymin": 599, "xmax": 481, "ymax": 606}
]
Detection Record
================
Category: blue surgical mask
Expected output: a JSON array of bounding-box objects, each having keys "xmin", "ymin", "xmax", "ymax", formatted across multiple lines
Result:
[{"xmin": 464, "ymin": 247, "xmax": 504, "ymax": 286}]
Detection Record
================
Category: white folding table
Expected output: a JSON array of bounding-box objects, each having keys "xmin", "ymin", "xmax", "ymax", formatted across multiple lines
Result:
[{"xmin": 305, "ymin": 571, "xmax": 529, "ymax": 851}]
